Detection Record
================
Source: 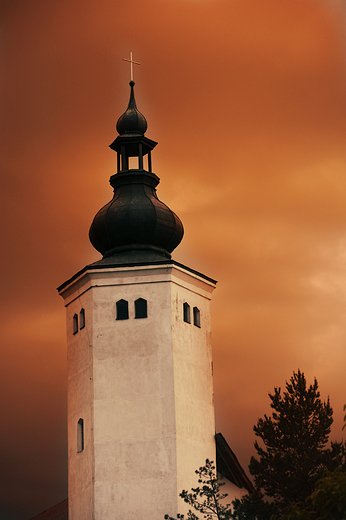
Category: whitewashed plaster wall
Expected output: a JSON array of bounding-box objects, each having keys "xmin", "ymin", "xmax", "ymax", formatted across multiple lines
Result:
[
  {"xmin": 60, "ymin": 263, "xmax": 216, "ymax": 520},
  {"xmin": 65, "ymin": 288, "xmax": 94, "ymax": 520},
  {"xmin": 170, "ymin": 269, "xmax": 216, "ymax": 503}
]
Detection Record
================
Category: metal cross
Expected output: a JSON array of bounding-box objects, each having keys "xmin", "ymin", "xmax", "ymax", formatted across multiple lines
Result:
[{"xmin": 123, "ymin": 52, "xmax": 140, "ymax": 82}]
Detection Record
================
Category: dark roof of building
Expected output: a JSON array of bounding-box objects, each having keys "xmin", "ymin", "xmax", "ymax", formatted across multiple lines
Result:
[
  {"xmin": 215, "ymin": 432, "xmax": 255, "ymax": 494},
  {"xmin": 29, "ymin": 499, "xmax": 68, "ymax": 520}
]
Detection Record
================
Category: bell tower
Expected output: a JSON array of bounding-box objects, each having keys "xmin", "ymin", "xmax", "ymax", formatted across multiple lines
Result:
[{"xmin": 58, "ymin": 80, "xmax": 217, "ymax": 520}]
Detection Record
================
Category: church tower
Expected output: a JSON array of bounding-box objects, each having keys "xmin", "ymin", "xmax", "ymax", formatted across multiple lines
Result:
[{"xmin": 58, "ymin": 79, "xmax": 217, "ymax": 520}]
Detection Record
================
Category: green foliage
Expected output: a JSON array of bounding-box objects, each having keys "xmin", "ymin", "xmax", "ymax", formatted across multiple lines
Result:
[
  {"xmin": 310, "ymin": 467, "xmax": 346, "ymax": 519},
  {"xmin": 165, "ymin": 459, "xmax": 232, "ymax": 520},
  {"xmin": 271, "ymin": 468, "xmax": 346, "ymax": 520},
  {"xmin": 249, "ymin": 370, "xmax": 335, "ymax": 512},
  {"xmin": 231, "ymin": 371, "xmax": 345, "ymax": 519},
  {"xmin": 271, "ymin": 503, "xmax": 314, "ymax": 520},
  {"xmin": 165, "ymin": 376, "xmax": 346, "ymax": 520},
  {"xmin": 231, "ymin": 491, "xmax": 277, "ymax": 520}
]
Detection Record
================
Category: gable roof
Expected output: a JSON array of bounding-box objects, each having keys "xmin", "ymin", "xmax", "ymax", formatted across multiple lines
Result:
[
  {"xmin": 29, "ymin": 499, "xmax": 68, "ymax": 520},
  {"xmin": 215, "ymin": 432, "xmax": 255, "ymax": 494}
]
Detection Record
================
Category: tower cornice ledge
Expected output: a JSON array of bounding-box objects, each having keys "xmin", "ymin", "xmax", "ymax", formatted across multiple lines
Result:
[{"xmin": 57, "ymin": 256, "xmax": 217, "ymax": 306}]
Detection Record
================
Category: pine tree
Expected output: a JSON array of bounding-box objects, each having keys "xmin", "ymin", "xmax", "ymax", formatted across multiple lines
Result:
[
  {"xmin": 249, "ymin": 370, "xmax": 335, "ymax": 513},
  {"xmin": 165, "ymin": 459, "xmax": 232, "ymax": 520},
  {"xmin": 231, "ymin": 491, "xmax": 277, "ymax": 520}
]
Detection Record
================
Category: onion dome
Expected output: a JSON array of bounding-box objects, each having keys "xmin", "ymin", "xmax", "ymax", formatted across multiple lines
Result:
[{"xmin": 89, "ymin": 81, "xmax": 184, "ymax": 259}]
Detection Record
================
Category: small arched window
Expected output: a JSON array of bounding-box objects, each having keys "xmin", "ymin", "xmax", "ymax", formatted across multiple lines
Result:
[
  {"xmin": 116, "ymin": 299, "xmax": 129, "ymax": 320},
  {"xmin": 183, "ymin": 302, "xmax": 191, "ymax": 324},
  {"xmin": 193, "ymin": 307, "xmax": 201, "ymax": 328},
  {"xmin": 77, "ymin": 418, "xmax": 84, "ymax": 453},
  {"xmin": 79, "ymin": 308, "xmax": 85, "ymax": 329},
  {"xmin": 73, "ymin": 313, "xmax": 78, "ymax": 334},
  {"xmin": 135, "ymin": 298, "xmax": 147, "ymax": 319}
]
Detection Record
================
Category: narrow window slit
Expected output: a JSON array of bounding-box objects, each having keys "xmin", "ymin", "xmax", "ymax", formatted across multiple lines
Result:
[
  {"xmin": 193, "ymin": 307, "xmax": 201, "ymax": 328},
  {"xmin": 135, "ymin": 298, "xmax": 147, "ymax": 319},
  {"xmin": 80, "ymin": 308, "xmax": 85, "ymax": 329},
  {"xmin": 73, "ymin": 314, "xmax": 78, "ymax": 334},
  {"xmin": 183, "ymin": 303, "xmax": 191, "ymax": 324},
  {"xmin": 77, "ymin": 419, "xmax": 84, "ymax": 453},
  {"xmin": 116, "ymin": 299, "xmax": 129, "ymax": 320}
]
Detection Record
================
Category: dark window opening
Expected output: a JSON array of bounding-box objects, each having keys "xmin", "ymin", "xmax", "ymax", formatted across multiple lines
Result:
[
  {"xmin": 193, "ymin": 307, "xmax": 201, "ymax": 328},
  {"xmin": 73, "ymin": 314, "xmax": 78, "ymax": 334},
  {"xmin": 116, "ymin": 299, "xmax": 129, "ymax": 320},
  {"xmin": 183, "ymin": 302, "xmax": 191, "ymax": 324},
  {"xmin": 135, "ymin": 298, "xmax": 147, "ymax": 319},
  {"xmin": 77, "ymin": 418, "xmax": 84, "ymax": 453},
  {"xmin": 80, "ymin": 308, "xmax": 85, "ymax": 329}
]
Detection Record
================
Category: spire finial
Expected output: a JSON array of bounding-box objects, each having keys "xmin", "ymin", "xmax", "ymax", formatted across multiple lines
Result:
[
  {"xmin": 115, "ymin": 80, "xmax": 147, "ymax": 135},
  {"xmin": 123, "ymin": 52, "xmax": 140, "ymax": 82}
]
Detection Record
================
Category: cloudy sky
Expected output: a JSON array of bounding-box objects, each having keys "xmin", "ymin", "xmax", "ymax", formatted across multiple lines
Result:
[{"xmin": 2, "ymin": 0, "xmax": 346, "ymax": 518}]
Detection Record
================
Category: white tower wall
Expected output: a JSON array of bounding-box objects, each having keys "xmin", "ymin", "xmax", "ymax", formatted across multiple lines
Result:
[{"xmin": 59, "ymin": 262, "xmax": 216, "ymax": 520}]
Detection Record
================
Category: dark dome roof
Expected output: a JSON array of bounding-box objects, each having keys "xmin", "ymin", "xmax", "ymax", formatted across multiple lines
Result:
[
  {"xmin": 89, "ymin": 81, "xmax": 184, "ymax": 260},
  {"xmin": 116, "ymin": 81, "xmax": 147, "ymax": 135},
  {"xmin": 89, "ymin": 171, "xmax": 184, "ymax": 258}
]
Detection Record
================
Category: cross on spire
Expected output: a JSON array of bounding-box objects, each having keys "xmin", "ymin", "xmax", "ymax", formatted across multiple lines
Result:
[{"xmin": 123, "ymin": 52, "xmax": 140, "ymax": 82}]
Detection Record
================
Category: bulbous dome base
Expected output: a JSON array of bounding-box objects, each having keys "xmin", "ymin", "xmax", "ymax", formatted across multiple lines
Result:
[{"xmin": 89, "ymin": 170, "xmax": 184, "ymax": 258}]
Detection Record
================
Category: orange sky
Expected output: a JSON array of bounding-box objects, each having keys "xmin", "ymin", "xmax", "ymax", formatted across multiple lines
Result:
[{"xmin": 2, "ymin": 0, "xmax": 346, "ymax": 518}]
